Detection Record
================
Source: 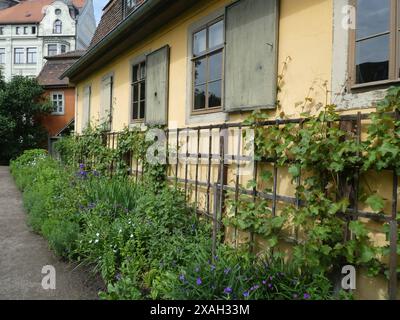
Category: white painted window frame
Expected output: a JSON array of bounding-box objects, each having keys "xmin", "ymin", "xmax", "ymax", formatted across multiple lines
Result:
[
  {"xmin": 51, "ymin": 91, "xmax": 65, "ymax": 116},
  {"xmin": 331, "ymin": 0, "xmax": 389, "ymax": 110}
]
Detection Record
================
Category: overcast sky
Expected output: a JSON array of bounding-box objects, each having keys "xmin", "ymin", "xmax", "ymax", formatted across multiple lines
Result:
[{"xmin": 93, "ymin": 0, "xmax": 109, "ymax": 25}]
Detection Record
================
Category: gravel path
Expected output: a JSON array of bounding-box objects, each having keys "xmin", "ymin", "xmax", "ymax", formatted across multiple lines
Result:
[{"xmin": 0, "ymin": 166, "xmax": 103, "ymax": 300}]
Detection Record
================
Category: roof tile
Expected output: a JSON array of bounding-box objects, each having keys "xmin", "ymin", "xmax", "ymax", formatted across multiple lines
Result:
[{"xmin": 0, "ymin": 0, "xmax": 86, "ymax": 24}]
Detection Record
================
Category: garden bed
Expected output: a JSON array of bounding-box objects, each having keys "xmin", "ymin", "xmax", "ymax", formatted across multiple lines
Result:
[{"xmin": 10, "ymin": 149, "xmax": 343, "ymax": 300}]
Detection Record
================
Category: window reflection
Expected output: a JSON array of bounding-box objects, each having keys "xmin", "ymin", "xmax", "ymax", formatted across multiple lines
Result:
[{"xmin": 355, "ymin": 0, "xmax": 390, "ymax": 84}]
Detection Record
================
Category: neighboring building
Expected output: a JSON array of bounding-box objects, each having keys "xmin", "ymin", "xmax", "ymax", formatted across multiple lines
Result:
[
  {"xmin": 0, "ymin": 0, "xmax": 19, "ymax": 10},
  {"xmin": 37, "ymin": 50, "xmax": 83, "ymax": 139},
  {"xmin": 63, "ymin": 0, "xmax": 400, "ymax": 299},
  {"xmin": 0, "ymin": 0, "xmax": 96, "ymax": 81}
]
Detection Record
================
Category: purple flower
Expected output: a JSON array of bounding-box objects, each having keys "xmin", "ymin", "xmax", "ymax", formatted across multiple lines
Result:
[
  {"xmin": 179, "ymin": 274, "xmax": 185, "ymax": 282},
  {"xmin": 92, "ymin": 170, "xmax": 100, "ymax": 177},
  {"xmin": 262, "ymin": 280, "xmax": 267, "ymax": 285},
  {"xmin": 210, "ymin": 264, "xmax": 216, "ymax": 271},
  {"xmin": 224, "ymin": 268, "xmax": 231, "ymax": 275},
  {"xmin": 79, "ymin": 163, "xmax": 85, "ymax": 169},
  {"xmin": 224, "ymin": 287, "xmax": 232, "ymax": 294},
  {"xmin": 304, "ymin": 293, "xmax": 311, "ymax": 300},
  {"xmin": 268, "ymin": 283, "xmax": 273, "ymax": 289},
  {"xmin": 115, "ymin": 273, "xmax": 122, "ymax": 281},
  {"xmin": 243, "ymin": 291, "xmax": 249, "ymax": 298},
  {"xmin": 195, "ymin": 267, "xmax": 200, "ymax": 273},
  {"xmin": 196, "ymin": 277, "xmax": 202, "ymax": 285}
]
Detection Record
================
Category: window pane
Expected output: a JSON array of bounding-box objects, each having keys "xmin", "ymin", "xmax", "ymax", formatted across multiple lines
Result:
[
  {"xmin": 193, "ymin": 29, "xmax": 206, "ymax": 55},
  {"xmin": 133, "ymin": 84, "xmax": 139, "ymax": 102},
  {"xmin": 53, "ymin": 94, "xmax": 57, "ymax": 100},
  {"xmin": 209, "ymin": 20, "xmax": 224, "ymax": 49},
  {"xmin": 356, "ymin": 34, "xmax": 389, "ymax": 84},
  {"xmin": 356, "ymin": 0, "xmax": 390, "ymax": 39},
  {"xmin": 132, "ymin": 102, "xmax": 139, "ymax": 119},
  {"xmin": 208, "ymin": 80, "xmax": 222, "ymax": 108},
  {"xmin": 140, "ymin": 82, "xmax": 145, "ymax": 100},
  {"xmin": 140, "ymin": 63, "xmax": 146, "ymax": 79},
  {"xmin": 194, "ymin": 85, "xmax": 206, "ymax": 110},
  {"xmin": 209, "ymin": 51, "xmax": 222, "ymax": 81},
  {"xmin": 133, "ymin": 65, "xmax": 138, "ymax": 81},
  {"xmin": 194, "ymin": 58, "xmax": 206, "ymax": 85},
  {"xmin": 140, "ymin": 101, "xmax": 145, "ymax": 119}
]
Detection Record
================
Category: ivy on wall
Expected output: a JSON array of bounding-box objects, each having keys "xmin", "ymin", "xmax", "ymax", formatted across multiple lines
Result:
[
  {"xmin": 225, "ymin": 86, "xmax": 400, "ymax": 279},
  {"xmin": 54, "ymin": 87, "xmax": 400, "ymax": 282}
]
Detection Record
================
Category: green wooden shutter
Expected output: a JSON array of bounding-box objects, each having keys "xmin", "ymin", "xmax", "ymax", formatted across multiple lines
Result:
[
  {"xmin": 145, "ymin": 45, "xmax": 170, "ymax": 126},
  {"xmin": 224, "ymin": 0, "xmax": 279, "ymax": 112},
  {"xmin": 101, "ymin": 76, "xmax": 113, "ymax": 130},
  {"xmin": 82, "ymin": 86, "xmax": 91, "ymax": 130}
]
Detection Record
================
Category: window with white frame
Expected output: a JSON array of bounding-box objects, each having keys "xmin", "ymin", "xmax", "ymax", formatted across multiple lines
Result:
[
  {"xmin": 192, "ymin": 18, "xmax": 224, "ymax": 113},
  {"xmin": 0, "ymin": 48, "xmax": 5, "ymax": 64},
  {"xmin": 53, "ymin": 20, "xmax": 62, "ymax": 34},
  {"xmin": 48, "ymin": 44, "xmax": 57, "ymax": 56},
  {"xmin": 26, "ymin": 47, "xmax": 37, "ymax": 64},
  {"xmin": 51, "ymin": 92, "xmax": 64, "ymax": 115},
  {"xmin": 14, "ymin": 48, "xmax": 24, "ymax": 64}
]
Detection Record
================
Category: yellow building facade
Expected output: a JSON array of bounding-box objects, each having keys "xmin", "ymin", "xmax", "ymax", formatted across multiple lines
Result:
[{"xmin": 65, "ymin": 0, "xmax": 399, "ymax": 299}]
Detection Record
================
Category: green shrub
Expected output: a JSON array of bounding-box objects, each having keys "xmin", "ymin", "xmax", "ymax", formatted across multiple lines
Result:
[
  {"xmin": 41, "ymin": 218, "xmax": 79, "ymax": 257},
  {"xmin": 11, "ymin": 150, "xmax": 343, "ymax": 300}
]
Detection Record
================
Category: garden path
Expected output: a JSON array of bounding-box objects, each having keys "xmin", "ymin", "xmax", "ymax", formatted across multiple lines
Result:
[{"xmin": 0, "ymin": 166, "xmax": 103, "ymax": 300}]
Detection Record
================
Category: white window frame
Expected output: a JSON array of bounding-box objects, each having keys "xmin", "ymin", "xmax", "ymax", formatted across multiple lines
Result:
[
  {"xmin": 14, "ymin": 47, "xmax": 24, "ymax": 64},
  {"xmin": 26, "ymin": 47, "xmax": 37, "ymax": 64},
  {"xmin": 332, "ymin": 0, "xmax": 390, "ymax": 110},
  {"xmin": 185, "ymin": 8, "xmax": 228, "ymax": 125},
  {"xmin": 51, "ymin": 92, "xmax": 65, "ymax": 115},
  {"xmin": 47, "ymin": 44, "xmax": 58, "ymax": 56},
  {"xmin": 53, "ymin": 20, "xmax": 62, "ymax": 34},
  {"xmin": 0, "ymin": 48, "xmax": 5, "ymax": 64}
]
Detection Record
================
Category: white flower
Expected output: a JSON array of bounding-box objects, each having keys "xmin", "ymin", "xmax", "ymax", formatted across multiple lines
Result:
[
  {"xmin": 130, "ymin": 234, "xmax": 133, "ymax": 238},
  {"xmin": 89, "ymin": 240, "xmax": 92, "ymax": 244},
  {"xmin": 95, "ymin": 239, "xmax": 99, "ymax": 244},
  {"xmin": 96, "ymin": 233, "xmax": 100, "ymax": 237},
  {"xmin": 119, "ymin": 229, "xmax": 122, "ymax": 233}
]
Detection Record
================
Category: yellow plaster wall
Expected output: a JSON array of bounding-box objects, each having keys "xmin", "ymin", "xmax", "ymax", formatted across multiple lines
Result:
[
  {"xmin": 76, "ymin": 0, "xmax": 334, "ymax": 133},
  {"xmin": 73, "ymin": 0, "xmax": 398, "ymax": 299}
]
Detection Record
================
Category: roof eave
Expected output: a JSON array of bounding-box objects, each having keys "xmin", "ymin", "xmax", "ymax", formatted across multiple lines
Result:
[{"xmin": 62, "ymin": 0, "xmax": 199, "ymax": 82}]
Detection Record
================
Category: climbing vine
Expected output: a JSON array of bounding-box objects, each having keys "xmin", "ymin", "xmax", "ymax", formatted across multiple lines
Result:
[
  {"xmin": 55, "ymin": 124, "xmax": 167, "ymax": 189},
  {"xmin": 225, "ymin": 87, "xmax": 400, "ymax": 279}
]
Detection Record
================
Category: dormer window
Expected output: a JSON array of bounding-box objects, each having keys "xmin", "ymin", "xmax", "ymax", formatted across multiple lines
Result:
[
  {"xmin": 125, "ymin": 0, "xmax": 145, "ymax": 17},
  {"xmin": 53, "ymin": 20, "xmax": 62, "ymax": 34},
  {"xmin": 55, "ymin": 9, "xmax": 61, "ymax": 15}
]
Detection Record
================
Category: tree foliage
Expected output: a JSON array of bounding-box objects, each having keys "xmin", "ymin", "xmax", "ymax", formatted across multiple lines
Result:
[{"xmin": 0, "ymin": 73, "xmax": 51, "ymax": 164}]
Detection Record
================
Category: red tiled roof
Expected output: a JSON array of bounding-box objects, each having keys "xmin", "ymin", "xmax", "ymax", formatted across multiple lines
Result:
[
  {"xmin": 72, "ymin": 0, "xmax": 86, "ymax": 8},
  {"xmin": 89, "ymin": 0, "xmax": 123, "ymax": 49},
  {"xmin": 37, "ymin": 50, "xmax": 85, "ymax": 87},
  {"xmin": 0, "ymin": 0, "xmax": 86, "ymax": 24}
]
